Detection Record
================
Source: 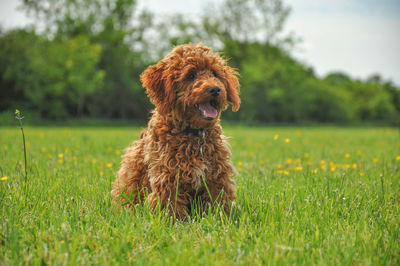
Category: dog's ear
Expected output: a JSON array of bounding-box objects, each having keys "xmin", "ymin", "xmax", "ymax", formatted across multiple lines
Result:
[
  {"xmin": 140, "ymin": 62, "xmax": 174, "ymax": 115},
  {"xmin": 224, "ymin": 66, "xmax": 241, "ymax": 112}
]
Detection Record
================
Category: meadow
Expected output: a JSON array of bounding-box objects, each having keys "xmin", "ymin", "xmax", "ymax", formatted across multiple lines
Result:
[{"xmin": 1, "ymin": 126, "xmax": 399, "ymax": 265}]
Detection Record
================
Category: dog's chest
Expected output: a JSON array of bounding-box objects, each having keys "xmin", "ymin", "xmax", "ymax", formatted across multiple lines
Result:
[{"xmin": 176, "ymin": 137, "xmax": 214, "ymax": 190}]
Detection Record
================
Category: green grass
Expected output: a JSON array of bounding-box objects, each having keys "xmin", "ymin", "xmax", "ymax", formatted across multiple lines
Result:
[{"xmin": 1, "ymin": 126, "xmax": 399, "ymax": 265}]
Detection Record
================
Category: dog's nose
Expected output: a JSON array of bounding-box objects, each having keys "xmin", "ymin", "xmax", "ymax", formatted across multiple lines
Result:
[{"xmin": 207, "ymin": 86, "xmax": 221, "ymax": 97}]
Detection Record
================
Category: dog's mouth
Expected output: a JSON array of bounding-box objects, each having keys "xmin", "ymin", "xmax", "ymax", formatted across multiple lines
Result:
[{"xmin": 196, "ymin": 100, "xmax": 219, "ymax": 120}]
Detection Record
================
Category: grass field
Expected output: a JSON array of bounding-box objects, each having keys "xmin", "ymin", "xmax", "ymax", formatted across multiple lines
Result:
[{"xmin": 1, "ymin": 126, "xmax": 399, "ymax": 265}]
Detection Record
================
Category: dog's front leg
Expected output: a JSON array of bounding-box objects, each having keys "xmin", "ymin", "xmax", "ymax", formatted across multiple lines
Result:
[
  {"xmin": 200, "ymin": 177, "xmax": 235, "ymax": 215},
  {"xmin": 147, "ymin": 169, "xmax": 190, "ymax": 219}
]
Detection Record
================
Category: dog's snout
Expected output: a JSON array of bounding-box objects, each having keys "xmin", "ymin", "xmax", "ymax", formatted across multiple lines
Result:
[{"xmin": 207, "ymin": 86, "xmax": 221, "ymax": 97}]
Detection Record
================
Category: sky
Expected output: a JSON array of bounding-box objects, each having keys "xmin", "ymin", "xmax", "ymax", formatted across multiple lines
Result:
[{"xmin": 1, "ymin": 0, "xmax": 399, "ymax": 85}]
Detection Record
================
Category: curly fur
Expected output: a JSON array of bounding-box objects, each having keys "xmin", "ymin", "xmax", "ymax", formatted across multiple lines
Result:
[{"xmin": 111, "ymin": 43, "xmax": 240, "ymax": 219}]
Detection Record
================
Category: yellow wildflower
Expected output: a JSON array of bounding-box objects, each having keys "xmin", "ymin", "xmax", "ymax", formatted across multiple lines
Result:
[
  {"xmin": 276, "ymin": 164, "xmax": 282, "ymax": 169},
  {"xmin": 304, "ymin": 153, "xmax": 310, "ymax": 159},
  {"xmin": 286, "ymin": 158, "xmax": 292, "ymax": 164},
  {"xmin": 107, "ymin": 146, "xmax": 113, "ymax": 152},
  {"xmin": 1, "ymin": 176, "xmax": 9, "ymax": 181},
  {"xmin": 372, "ymin": 158, "xmax": 378, "ymax": 163},
  {"xmin": 344, "ymin": 164, "xmax": 351, "ymax": 169},
  {"xmin": 359, "ymin": 172, "xmax": 365, "ymax": 176},
  {"xmin": 72, "ymin": 156, "xmax": 77, "ymax": 161},
  {"xmin": 259, "ymin": 160, "xmax": 265, "ymax": 165},
  {"xmin": 100, "ymin": 171, "xmax": 104, "ymax": 176},
  {"xmin": 277, "ymin": 170, "xmax": 289, "ymax": 175},
  {"xmin": 58, "ymin": 153, "xmax": 64, "ymax": 159},
  {"xmin": 64, "ymin": 148, "xmax": 70, "ymax": 154},
  {"xmin": 295, "ymin": 166, "xmax": 303, "ymax": 171},
  {"xmin": 312, "ymin": 169, "xmax": 318, "ymax": 174},
  {"xmin": 106, "ymin": 163, "xmax": 113, "ymax": 168},
  {"xmin": 248, "ymin": 152, "xmax": 254, "ymax": 157},
  {"xmin": 237, "ymin": 161, "xmax": 243, "ymax": 167},
  {"xmin": 344, "ymin": 153, "xmax": 350, "ymax": 158},
  {"xmin": 330, "ymin": 167, "xmax": 336, "ymax": 172},
  {"xmin": 115, "ymin": 150, "xmax": 121, "ymax": 155},
  {"xmin": 396, "ymin": 156, "xmax": 400, "ymax": 161},
  {"xmin": 41, "ymin": 147, "xmax": 47, "ymax": 153},
  {"xmin": 57, "ymin": 159, "xmax": 63, "ymax": 164},
  {"xmin": 320, "ymin": 160, "xmax": 325, "ymax": 165},
  {"xmin": 285, "ymin": 138, "xmax": 290, "ymax": 143},
  {"xmin": 352, "ymin": 164, "xmax": 357, "ymax": 169},
  {"xmin": 273, "ymin": 134, "xmax": 279, "ymax": 140},
  {"xmin": 320, "ymin": 165, "xmax": 326, "ymax": 170}
]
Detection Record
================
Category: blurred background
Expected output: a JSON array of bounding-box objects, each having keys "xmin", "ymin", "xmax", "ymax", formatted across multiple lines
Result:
[{"xmin": 0, "ymin": 0, "xmax": 399, "ymax": 125}]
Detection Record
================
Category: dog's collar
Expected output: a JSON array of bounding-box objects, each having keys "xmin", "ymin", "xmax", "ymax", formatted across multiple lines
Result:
[{"xmin": 182, "ymin": 127, "xmax": 205, "ymax": 137}]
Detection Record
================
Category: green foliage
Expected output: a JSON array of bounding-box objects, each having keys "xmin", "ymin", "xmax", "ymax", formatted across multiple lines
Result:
[
  {"xmin": 1, "ymin": 126, "xmax": 399, "ymax": 264},
  {"xmin": 0, "ymin": 0, "xmax": 399, "ymax": 124}
]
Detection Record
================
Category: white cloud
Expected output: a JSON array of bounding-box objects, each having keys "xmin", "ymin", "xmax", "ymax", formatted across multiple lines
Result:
[{"xmin": 285, "ymin": 0, "xmax": 400, "ymax": 84}]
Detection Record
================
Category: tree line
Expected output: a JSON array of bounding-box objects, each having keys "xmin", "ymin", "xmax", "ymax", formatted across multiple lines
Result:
[{"xmin": 0, "ymin": 0, "xmax": 399, "ymax": 124}]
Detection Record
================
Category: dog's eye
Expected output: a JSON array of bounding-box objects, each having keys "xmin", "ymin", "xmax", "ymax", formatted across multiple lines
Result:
[
  {"xmin": 186, "ymin": 72, "xmax": 196, "ymax": 81},
  {"xmin": 212, "ymin": 70, "xmax": 218, "ymax": 77}
]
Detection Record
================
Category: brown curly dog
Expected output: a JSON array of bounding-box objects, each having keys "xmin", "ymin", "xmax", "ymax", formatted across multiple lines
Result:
[{"xmin": 111, "ymin": 43, "xmax": 240, "ymax": 219}]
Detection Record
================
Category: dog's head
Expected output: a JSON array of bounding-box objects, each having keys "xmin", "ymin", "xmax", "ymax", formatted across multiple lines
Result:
[{"xmin": 141, "ymin": 43, "xmax": 240, "ymax": 128}]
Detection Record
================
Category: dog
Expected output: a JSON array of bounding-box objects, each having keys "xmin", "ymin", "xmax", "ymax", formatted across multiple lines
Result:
[{"xmin": 111, "ymin": 43, "xmax": 240, "ymax": 219}]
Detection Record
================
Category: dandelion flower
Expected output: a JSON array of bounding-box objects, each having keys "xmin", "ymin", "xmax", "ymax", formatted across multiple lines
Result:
[
  {"xmin": 283, "ymin": 170, "xmax": 289, "ymax": 175},
  {"xmin": 320, "ymin": 160, "xmax": 325, "ymax": 165},
  {"xmin": 106, "ymin": 163, "xmax": 113, "ymax": 168},
  {"xmin": 100, "ymin": 171, "xmax": 104, "ymax": 176},
  {"xmin": 360, "ymin": 172, "xmax": 365, "ymax": 176},
  {"xmin": 286, "ymin": 158, "xmax": 292, "ymax": 164},
  {"xmin": 396, "ymin": 156, "xmax": 400, "ymax": 161},
  {"xmin": 295, "ymin": 166, "xmax": 303, "ymax": 171},
  {"xmin": 276, "ymin": 164, "xmax": 282, "ymax": 169},
  {"xmin": 352, "ymin": 163, "xmax": 357, "ymax": 169},
  {"xmin": 330, "ymin": 167, "xmax": 336, "ymax": 172},
  {"xmin": 312, "ymin": 169, "xmax": 318, "ymax": 174},
  {"xmin": 344, "ymin": 153, "xmax": 350, "ymax": 158},
  {"xmin": 372, "ymin": 158, "xmax": 378, "ymax": 163},
  {"xmin": 248, "ymin": 152, "xmax": 254, "ymax": 157},
  {"xmin": 41, "ymin": 147, "xmax": 47, "ymax": 153},
  {"xmin": 58, "ymin": 153, "xmax": 64, "ymax": 159},
  {"xmin": 1, "ymin": 176, "xmax": 9, "ymax": 181},
  {"xmin": 273, "ymin": 134, "xmax": 279, "ymax": 140},
  {"xmin": 237, "ymin": 161, "xmax": 243, "ymax": 167},
  {"xmin": 64, "ymin": 148, "xmax": 70, "ymax": 154},
  {"xmin": 285, "ymin": 138, "xmax": 290, "ymax": 143},
  {"xmin": 57, "ymin": 159, "xmax": 63, "ymax": 164},
  {"xmin": 115, "ymin": 150, "xmax": 121, "ymax": 155},
  {"xmin": 304, "ymin": 153, "xmax": 310, "ymax": 159}
]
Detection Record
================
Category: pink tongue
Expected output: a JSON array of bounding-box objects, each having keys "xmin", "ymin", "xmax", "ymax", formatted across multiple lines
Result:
[{"xmin": 198, "ymin": 103, "xmax": 218, "ymax": 118}]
